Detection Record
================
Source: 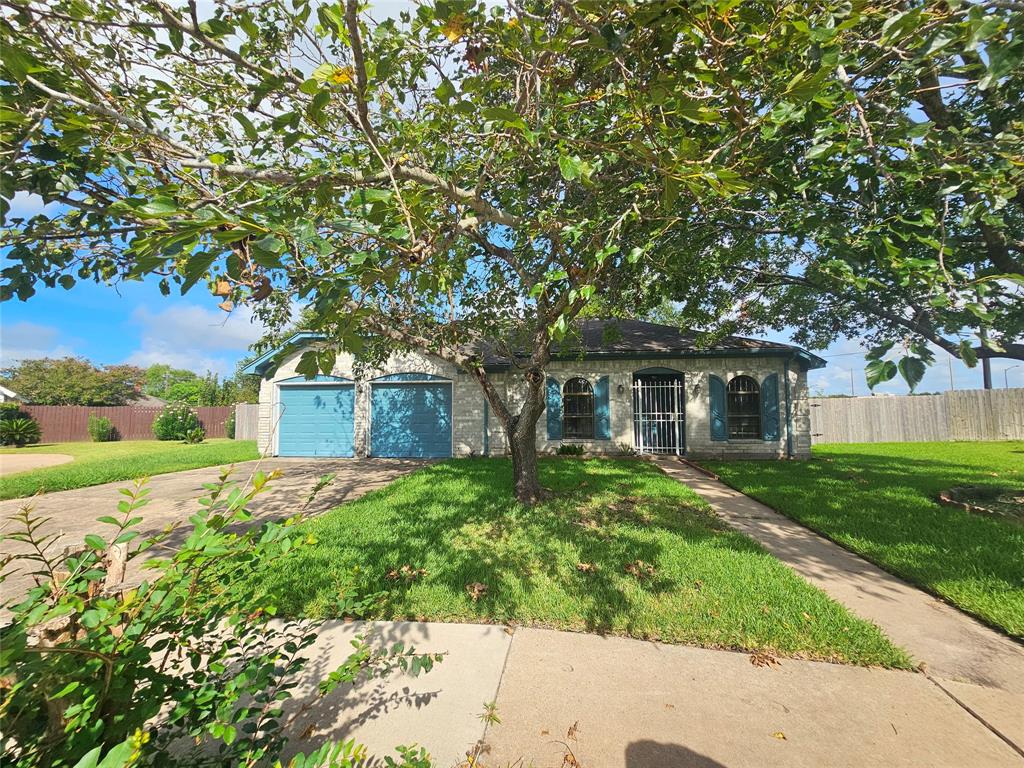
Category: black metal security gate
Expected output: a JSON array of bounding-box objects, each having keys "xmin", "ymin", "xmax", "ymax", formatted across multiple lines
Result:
[{"xmin": 632, "ymin": 373, "xmax": 685, "ymax": 455}]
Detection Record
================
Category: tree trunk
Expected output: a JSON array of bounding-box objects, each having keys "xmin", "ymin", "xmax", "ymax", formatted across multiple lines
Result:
[
  {"xmin": 508, "ymin": 415, "xmax": 542, "ymax": 504},
  {"xmin": 469, "ymin": 362, "xmax": 547, "ymax": 505}
]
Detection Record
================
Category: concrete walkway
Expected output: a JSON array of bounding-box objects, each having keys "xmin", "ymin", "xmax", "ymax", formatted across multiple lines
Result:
[
  {"xmin": 285, "ymin": 621, "xmax": 1022, "ymax": 767},
  {"xmin": 0, "ymin": 453, "xmax": 73, "ymax": 476},
  {"xmin": 653, "ymin": 457, "xmax": 1024, "ymax": 757}
]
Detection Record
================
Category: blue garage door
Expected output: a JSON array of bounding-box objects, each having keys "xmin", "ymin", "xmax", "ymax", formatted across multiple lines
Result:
[
  {"xmin": 371, "ymin": 382, "xmax": 452, "ymax": 458},
  {"xmin": 278, "ymin": 383, "xmax": 355, "ymax": 457}
]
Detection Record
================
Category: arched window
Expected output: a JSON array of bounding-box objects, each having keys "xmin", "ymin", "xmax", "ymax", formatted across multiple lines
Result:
[
  {"xmin": 562, "ymin": 377, "xmax": 594, "ymax": 439},
  {"xmin": 727, "ymin": 376, "xmax": 761, "ymax": 439}
]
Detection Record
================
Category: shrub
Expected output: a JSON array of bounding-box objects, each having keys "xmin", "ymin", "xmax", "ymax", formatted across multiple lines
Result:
[
  {"xmin": 87, "ymin": 414, "xmax": 116, "ymax": 442},
  {"xmin": 557, "ymin": 443, "xmax": 585, "ymax": 456},
  {"xmin": 225, "ymin": 408, "xmax": 236, "ymax": 439},
  {"xmin": 152, "ymin": 402, "xmax": 201, "ymax": 441},
  {"xmin": 182, "ymin": 426, "xmax": 206, "ymax": 444},
  {"xmin": 0, "ymin": 417, "xmax": 41, "ymax": 447},
  {"xmin": 0, "ymin": 401, "xmax": 29, "ymax": 421},
  {"xmin": 1, "ymin": 470, "xmax": 441, "ymax": 767}
]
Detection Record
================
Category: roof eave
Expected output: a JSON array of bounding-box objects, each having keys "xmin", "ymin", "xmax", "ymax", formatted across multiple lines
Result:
[{"xmin": 240, "ymin": 331, "xmax": 327, "ymax": 376}]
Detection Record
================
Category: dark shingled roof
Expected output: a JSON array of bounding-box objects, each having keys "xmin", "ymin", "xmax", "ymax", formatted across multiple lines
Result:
[
  {"xmin": 572, "ymin": 319, "xmax": 802, "ymax": 355},
  {"xmin": 484, "ymin": 319, "xmax": 826, "ymax": 370},
  {"xmin": 242, "ymin": 321, "xmax": 826, "ymax": 377}
]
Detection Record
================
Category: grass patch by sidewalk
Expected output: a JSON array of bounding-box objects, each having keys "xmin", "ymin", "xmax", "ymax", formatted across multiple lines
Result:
[
  {"xmin": 703, "ymin": 441, "xmax": 1024, "ymax": 638},
  {"xmin": 0, "ymin": 439, "xmax": 259, "ymax": 499},
  {"xmin": 257, "ymin": 458, "xmax": 910, "ymax": 668}
]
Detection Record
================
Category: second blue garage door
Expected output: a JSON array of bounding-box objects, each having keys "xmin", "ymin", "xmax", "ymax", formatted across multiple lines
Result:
[
  {"xmin": 371, "ymin": 381, "xmax": 452, "ymax": 458},
  {"xmin": 278, "ymin": 380, "xmax": 355, "ymax": 457}
]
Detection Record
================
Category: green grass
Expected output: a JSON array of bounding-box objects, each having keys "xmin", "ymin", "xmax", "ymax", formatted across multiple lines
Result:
[
  {"xmin": 0, "ymin": 439, "xmax": 259, "ymax": 499},
  {"xmin": 257, "ymin": 458, "xmax": 910, "ymax": 667},
  {"xmin": 703, "ymin": 442, "xmax": 1024, "ymax": 639}
]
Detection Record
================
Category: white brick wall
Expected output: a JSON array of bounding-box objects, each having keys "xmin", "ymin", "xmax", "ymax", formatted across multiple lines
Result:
[{"xmin": 256, "ymin": 349, "xmax": 812, "ymax": 460}]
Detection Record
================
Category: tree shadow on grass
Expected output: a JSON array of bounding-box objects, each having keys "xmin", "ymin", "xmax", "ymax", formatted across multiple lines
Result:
[{"xmin": 258, "ymin": 458, "xmax": 746, "ymax": 638}]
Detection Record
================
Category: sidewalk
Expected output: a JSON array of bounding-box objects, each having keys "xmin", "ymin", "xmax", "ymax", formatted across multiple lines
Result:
[
  {"xmin": 285, "ymin": 621, "xmax": 1022, "ymax": 767},
  {"xmin": 652, "ymin": 457, "xmax": 1024, "ymax": 756}
]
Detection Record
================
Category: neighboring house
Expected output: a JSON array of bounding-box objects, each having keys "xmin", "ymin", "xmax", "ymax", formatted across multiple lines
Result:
[
  {"xmin": 0, "ymin": 384, "xmax": 21, "ymax": 403},
  {"xmin": 132, "ymin": 393, "xmax": 168, "ymax": 408},
  {"xmin": 242, "ymin": 319, "xmax": 825, "ymax": 460}
]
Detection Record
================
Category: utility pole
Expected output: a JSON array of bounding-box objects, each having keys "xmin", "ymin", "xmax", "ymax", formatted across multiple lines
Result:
[
  {"xmin": 948, "ymin": 355, "xmax": 955, "ymax": 391},
  {"xmin": 849, "ymin": 368, "xmax": 855, "ymax": 396}
]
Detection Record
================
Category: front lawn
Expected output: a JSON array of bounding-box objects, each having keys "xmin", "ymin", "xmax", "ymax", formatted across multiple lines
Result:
[
  {"xmin": 0, "ymin": 439, "xmax": 259, "ymax": 499},
  {"xmin": 257, "ymin": 458, "xmax": 910, "ymax": 667},
  {"xmin": 703, "ymin": 441, "xmax": 1024, "ymax": 638}
]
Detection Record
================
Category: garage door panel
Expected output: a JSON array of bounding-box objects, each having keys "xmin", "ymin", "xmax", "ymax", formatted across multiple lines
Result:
[
  {"xmin": 278, "ymin": 385, "xmax": 355, "ymax": 457},
  {"xmin": 371, "ymin": 383, "xmax": 452, "ymax": 458}
]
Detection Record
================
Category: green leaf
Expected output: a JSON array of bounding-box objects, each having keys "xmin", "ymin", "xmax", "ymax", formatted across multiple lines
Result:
[
  {"xmin": 138, "ymin": 196, "xmax": 178, "ymax": 216},
  {"xmin": 865, "ymin": 341, "xmax": 894, "ymax": 361},
  {"xmin": 897, "ymin": 356, "xmax": 926, "ymax": 392},
  {"xmin": 84, "ymin": 534, "xmax": 105, "ymax": 550},
  {"xmin": 168, "ymin": 26, "xmax": 184, "ymax": 50},
  {"xmin": 434, "ymin": 79, "xmax": 457, "ymax": 104},
  {"xmin": 354, "ymin": 188, "xmax": 392, "ymax": 205},
  {"xmin": 558, "ymin": 155, "xmax": 581, "ymax": 181},
  {"xmin": 959, "ymin": 340, "xmax": 978, "ymax": 368},
  {"xmin": 805, "ymin": 141, "xmax": 833, "ymax": 160},
  {"xmin": 233, "ymin": 111, "xmax": 258, "ymax": 141},
  {"xmin": 865, "ymin": 359, "xmax": 897, "ymax": 390},
  {"xmin": 481, "ymin": 106, "xmax": 527, "ymax": 131}
]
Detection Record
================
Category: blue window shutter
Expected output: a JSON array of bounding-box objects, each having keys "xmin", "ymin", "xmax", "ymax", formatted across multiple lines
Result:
[
  {"xmin": 762, "ymin": 373, "xmax": 780, "ymax": 441},
  {"xmin": 709, "ymin": 375, "xmax": 727, "ymax": 441},
  {"xmin": 546, "ymin": 377, "xmax": 562, "ymax": 440},
  {"xmin": 594, "ymin": 376, "xmax": 611, "ymax": 439}
]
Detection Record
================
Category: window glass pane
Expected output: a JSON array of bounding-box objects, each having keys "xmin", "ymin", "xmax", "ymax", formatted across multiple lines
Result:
[
  {"xmin": 727, "ymin": 376, "xmax": 761, "ymax": 439},
  {"xmin": 562, "ymin": 378, "xmax": 594, "ymax": 438}
]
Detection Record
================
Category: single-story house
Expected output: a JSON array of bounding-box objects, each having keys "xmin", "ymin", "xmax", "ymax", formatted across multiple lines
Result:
[{"xmin": 241, "ymin": 319, "xmax": 825, "ymax": 460}]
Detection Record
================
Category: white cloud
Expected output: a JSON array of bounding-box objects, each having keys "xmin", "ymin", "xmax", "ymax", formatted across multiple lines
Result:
[
  {"xmin": 124, "ymin": 303, "xmax": 267, "ymax": 376},
  {"xmin": 0, "ymin": 321, "xmax": 77, "ymax": 365}
]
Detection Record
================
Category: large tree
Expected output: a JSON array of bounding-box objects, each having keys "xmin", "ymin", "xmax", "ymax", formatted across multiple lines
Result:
[
  {"xmin": 0, "ymin": 357, "xmax": 144, "ymax": 405},
  {"xmin": 647, "ymin": 2, "xmax": 1024, "ymax": 390},
  {"xmin": 2, "ymin": 1, "xmax": 1019, "ymax": 498}
]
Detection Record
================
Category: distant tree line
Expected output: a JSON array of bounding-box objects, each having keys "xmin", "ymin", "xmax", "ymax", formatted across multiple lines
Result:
[{"xmin": 1, "ymin": 358, "xmax": 259, "ymax": 406}]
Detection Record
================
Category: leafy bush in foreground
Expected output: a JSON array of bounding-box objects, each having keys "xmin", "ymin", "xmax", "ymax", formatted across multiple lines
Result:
[{"xmin": 0, "ymin": 470, "xmax": 440, "ymax": 767}]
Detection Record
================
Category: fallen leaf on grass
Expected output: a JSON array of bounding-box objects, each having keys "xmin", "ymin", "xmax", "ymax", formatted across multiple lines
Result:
[
  {"xmin": 750, "ymin": 651, "xmax": 780, "ymax": 668},
  {"xmin": 576, "ymin": 562, "xmax": 598, "ymax": 573},
  {"xmin": 466, "ymin": 582, "xmax": 488, "ymax": 602},
  {"xmin": 624, "ymin": 560, "xmax": 656, "ymax": 579},
  {"xmin": 386, "ymin": 564, "xmax": 427, "ymax": 582}
]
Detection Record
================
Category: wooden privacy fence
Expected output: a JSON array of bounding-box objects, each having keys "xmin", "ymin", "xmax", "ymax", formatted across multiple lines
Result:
[
  {"xmin": 233, "ymin": 403, "xmax": 260, "ymax": 441},
  {"xmin": 22, "ymin": 405, "xmax": 234, "ymax": 442},
  {"xmin": 810, "ymin": 388, "xmax": 1024, "ymax": 444}
]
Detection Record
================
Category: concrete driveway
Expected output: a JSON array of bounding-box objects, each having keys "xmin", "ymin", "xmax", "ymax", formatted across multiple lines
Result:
[
  {"xmin": 0, "ymin": 457, "xmax": 424, "ymax": 601},
  {"xmin": 0, "ymin": 453, "xmax": 74, "ymax": 476}
]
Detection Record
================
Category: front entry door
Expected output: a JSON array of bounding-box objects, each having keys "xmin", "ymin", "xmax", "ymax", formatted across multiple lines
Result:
[{"xmin": 632, "ymin": 374, "xmax": 685, "ymax": 454}]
